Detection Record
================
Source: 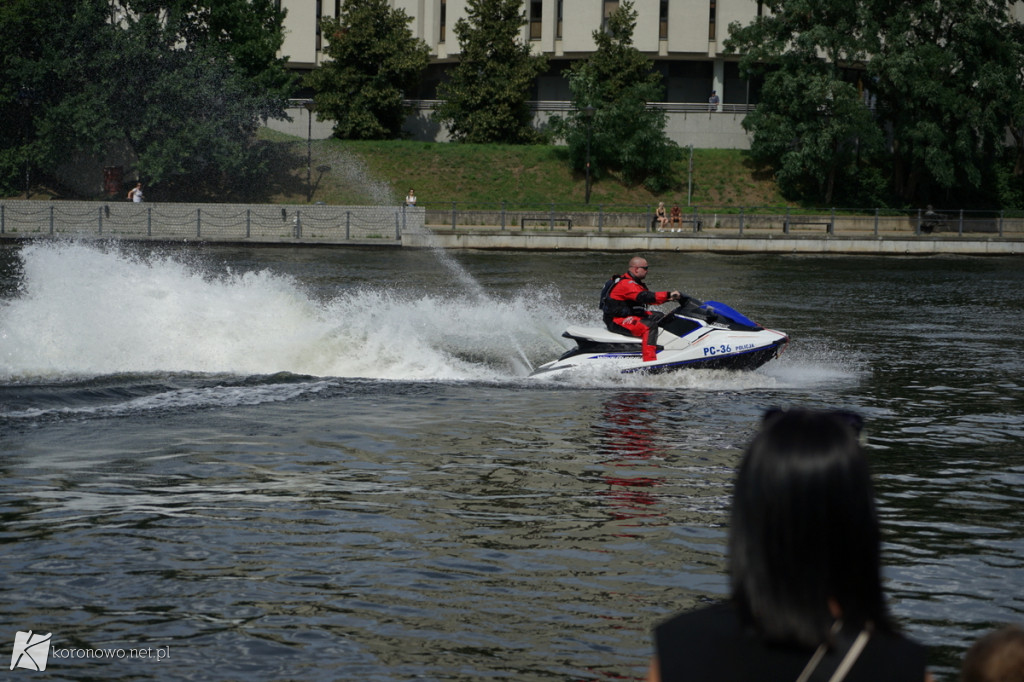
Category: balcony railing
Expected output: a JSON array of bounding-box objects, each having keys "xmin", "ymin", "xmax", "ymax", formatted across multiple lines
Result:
[{"xmin": 401, "ymin": 99, "xmax": 758, "ymax": 114}]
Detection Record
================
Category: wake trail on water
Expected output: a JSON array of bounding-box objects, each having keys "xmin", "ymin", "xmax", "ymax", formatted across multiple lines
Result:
[
  {"xmin": 0, "ymin": 241, "xmax": 859, "ymax": 390},
  {"xmin": 0, "ymin": 241, "xmax": 572, "ymax": 382}
]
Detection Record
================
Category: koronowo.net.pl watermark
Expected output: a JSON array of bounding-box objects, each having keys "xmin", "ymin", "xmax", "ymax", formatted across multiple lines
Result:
[{"xmin": 11, "ymin": 631, "xmax": 170, "ymax": 672}]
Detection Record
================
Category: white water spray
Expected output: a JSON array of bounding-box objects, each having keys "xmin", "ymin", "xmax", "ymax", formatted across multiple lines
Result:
[
  {"xmin": 0, "ymin": 242, "xmax": 847, "ymax": 389},
  {"xmin": 411, "ymin": 222, "xmax": 536, "ymax": 373},
  {"xmin": 0, "ymin": 242, "xmax": 563, "ymax": 381}
]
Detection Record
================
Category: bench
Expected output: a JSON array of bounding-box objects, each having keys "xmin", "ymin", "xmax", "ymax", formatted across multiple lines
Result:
[
  {"xmin": 919, "ymin": 217, "xmax": 999, "ymax": 235},
  {"xmin": 522, "ymin": 216, "xmax": 572, "ymax": 230},
  {"xmin": 652, "ymin": 217, "xmax": 704, "ymax": 231},
  {"xmin": 783, "ymin": 220, "xmax": 832, "ymax": 234}
]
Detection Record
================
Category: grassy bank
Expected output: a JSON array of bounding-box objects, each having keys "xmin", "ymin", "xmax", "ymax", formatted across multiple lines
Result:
[
  {"xmin": 260, "ymin": 132, "xmax": 791, "ymax": 209},
  {"xmin": 8, "ymin": 131, "xmax": 792, "ymax": 208}
]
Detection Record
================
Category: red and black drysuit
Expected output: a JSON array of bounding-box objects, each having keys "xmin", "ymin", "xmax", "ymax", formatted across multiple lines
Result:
[{"xmin": 600, "ymin": 273, "xmax": 674, "ymax": 362}]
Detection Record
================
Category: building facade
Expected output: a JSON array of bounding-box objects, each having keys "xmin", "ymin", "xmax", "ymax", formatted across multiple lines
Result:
[
  {"xmin": 279, "ymin": 0, "xmax": 756, "ymax": 102},
  {"xmin": 270, "ymin": 1, "xmax": 1024, "ymax": 148}
]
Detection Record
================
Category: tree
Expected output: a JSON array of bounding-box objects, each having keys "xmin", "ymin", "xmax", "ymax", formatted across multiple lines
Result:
[
  {"xmin": 726, "ymin": 0, "xmax": 1024, "ymax": 206},
  {"xmin": 726, "ymin": 0, "xmax": 883, "ymax": 204},
  {"xmin": 0, "ymin": 0, "xmax": 112, "ymax": 194},
  {"xmin": 747, "ymin": 70, "xmax": 885, "ymax": 206},
  {"xmin": 551, "ymin": 0, "xmax": 680, "ymax": 192},
  {"xmin": 432, "ymin": 0, "xmax": 548, "ymax": 144},
  {"xmin": 1010, "ymin": 19, "xmax": 1024, "ymax": 177},
  {"xmin": 995, "ymin": 19, "xmax": 1024, "ymax": 206},
  {"xmin": 306, "ymin": 0, "xmax": 429, "ymax": 140},
  {"xmin": 866, "ymin": 0, "xmax": 1020, "ymax": 204},
  {"xmin": 0, "ymin": 0, "xmax": 295, "ymax": 196}
]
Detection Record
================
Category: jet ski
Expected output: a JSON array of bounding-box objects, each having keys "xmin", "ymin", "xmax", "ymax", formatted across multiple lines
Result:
[{"xmin": 530, "ymin": 297, "xmax": 788, "ymax": 377}]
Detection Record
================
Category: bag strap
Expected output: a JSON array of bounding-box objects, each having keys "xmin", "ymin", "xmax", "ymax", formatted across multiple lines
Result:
[
  {"xmin": 795, "ymin": 621, "xmax": 873, "ymax": 682},
  {"xmin": 796, "ymin": 622, "xmax": 841, "ymax": 682},
  {"xmin": 828, "ymin": 626, "xmax": 872, "ymax": 682}
]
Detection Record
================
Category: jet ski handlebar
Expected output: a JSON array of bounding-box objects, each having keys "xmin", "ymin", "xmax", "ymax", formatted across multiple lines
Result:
[
  {"xmin": 664, "ymin": 295, "xmax": 719, "ymax": 323},
  {"xmin": 669, "ymin": 292, "xmax": 696, "ymax": 307}
]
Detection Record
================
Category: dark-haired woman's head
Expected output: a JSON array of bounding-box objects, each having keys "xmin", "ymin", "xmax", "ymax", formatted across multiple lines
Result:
[{"xmin": 729, "ymin": 408, "xmax": 891, "ymax": 648}]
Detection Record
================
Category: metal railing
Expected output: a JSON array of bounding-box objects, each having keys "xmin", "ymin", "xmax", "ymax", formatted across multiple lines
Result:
[
  {"xmin": 0, "ymin": 202, "xmax": 425, "ymax": 244},
  {"xmin": 417, "ymin": 202, "xmax": 1021, "ymax": 238},
  {"xmin": 1, "ymin": 201, "xmax": 1019, "ymax": 243}
]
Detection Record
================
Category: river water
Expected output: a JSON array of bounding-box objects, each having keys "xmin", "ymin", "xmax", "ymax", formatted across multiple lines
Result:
[{"xmin": 1, "ymin": 240, "xmax": 1021, "ymax": 681}]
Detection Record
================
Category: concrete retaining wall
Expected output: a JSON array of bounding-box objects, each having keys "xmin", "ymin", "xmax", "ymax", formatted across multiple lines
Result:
[{"xmin": 403, "ymin": 230, "xmax": 1024, "ymax": 255}]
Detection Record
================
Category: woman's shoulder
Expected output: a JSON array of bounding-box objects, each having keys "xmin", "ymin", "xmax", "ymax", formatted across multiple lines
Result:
[
  {"xmin": 859, "ymin": 626, "xmax": 928, "ymax": 676},
  {"xmin": 654, "ymin": 602, "xmax": 926, "ymax": 682},
  {"xmin": 654, "ymin": 601, "xmax": 745, "ymax": 661}
]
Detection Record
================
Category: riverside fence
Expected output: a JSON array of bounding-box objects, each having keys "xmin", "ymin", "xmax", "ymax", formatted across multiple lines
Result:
[
  {"xmin": 0, "ymin": 202, "xmax": 424, "ymax": 244},
  {"xmin": 419, "ymin": 202, "xmax": 1023, "ymax": 238},
  {"xmin": 1, "ymin": 200, "xmax": 1021, "ymax": 243}
]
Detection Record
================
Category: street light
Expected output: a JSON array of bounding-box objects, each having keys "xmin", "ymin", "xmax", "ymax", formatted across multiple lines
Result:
[
  {"xmin": 687, "ymin": 144, "xmax": 694, "ymax": 206},
  {"xmin": 583, "ymin": 105, "xmax": 595, "ymax": 205},
  {"xmin": 18, "ymin": 87, "xmax": 34, "ymax": 199},
  {"xmin": 304, "ymin": 99, "xmax": 315, "ymax": 202}
]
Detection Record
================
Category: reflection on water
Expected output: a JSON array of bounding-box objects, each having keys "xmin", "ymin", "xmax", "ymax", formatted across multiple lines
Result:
[{"xmin": 0, "ymin": 242, "xmax": 1022, "ymax": 680}]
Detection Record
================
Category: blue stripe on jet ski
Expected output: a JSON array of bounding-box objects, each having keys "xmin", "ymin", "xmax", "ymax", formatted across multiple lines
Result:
[{"xmin": 618, "ymin": 341, "xmax": 785, "ymax": 373}]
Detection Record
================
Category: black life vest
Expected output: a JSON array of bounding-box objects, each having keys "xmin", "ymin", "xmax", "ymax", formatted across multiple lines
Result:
[{"xmin": 599, "ymin": 274, "xmax": 648, "ymax": 320}]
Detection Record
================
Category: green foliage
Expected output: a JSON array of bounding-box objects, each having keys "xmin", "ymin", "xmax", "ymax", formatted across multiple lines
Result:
[
  {"xmin": 0, "ymin": 0, "xmax": 112, "ymax": 194},
  {"xmin": 0, "ymin": 0, "xmax": 295, "ymax": 195},
  {"xmin": 1010, "ymin": 21, "xmax": 1024, "ymax": 185},
  {"xmin": 742, "ymin": 67, "xmax": 883, "ymax": 205},
  {"xmin": 432, "ymin": 0, "xmax": 548, "ymax": 144},
  {"xmin": 727, "ymin": 0, "xmax": 1024, "ymax": 207},
  {"xmin": 306, "ymin": 0, "xmax": 429, "ymax": 140},
  {"xmin": 866, "ymin": 0, "xmax": 1021, "ymax": 204},
  {"xmin": 549, "ymin": 1, "xmax": 680, "ymax": 192},
  {"xmin": 992, "ymin": 155, "xmax": 1024, "ymax": 208}
]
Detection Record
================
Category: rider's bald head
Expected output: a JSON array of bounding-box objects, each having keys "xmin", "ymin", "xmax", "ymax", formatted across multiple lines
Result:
[{"xmin": 628, "ymin": 257, "xmax": 649, "ymax": 279}]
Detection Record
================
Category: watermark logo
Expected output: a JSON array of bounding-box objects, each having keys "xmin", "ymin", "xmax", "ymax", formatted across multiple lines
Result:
[
  {"xmin": 10, "ymin": 631, "xmax": 170, "ymax": 671},
  {"xmin": 10, "ymin": 631, "xmax": 52, "ymax": 672}
]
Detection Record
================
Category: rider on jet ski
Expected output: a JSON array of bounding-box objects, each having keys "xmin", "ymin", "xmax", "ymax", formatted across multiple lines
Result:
[{"xmin": 600, "ymin": 257, "xmax": 681, "ymax": 362}]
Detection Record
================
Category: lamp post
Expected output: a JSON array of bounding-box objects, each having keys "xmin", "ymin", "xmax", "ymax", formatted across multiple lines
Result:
[
  {"xmin": 583, "ymin": 105, "xmax": 595, "ymax": 205},
  {"xmin": 304, "ymin": 99, "xmax": 315, "ymax": 202},
  {"xmin": 687, "ymin": 144, "xmax": 694, "ymax": 206},
  {"xmin": 18, "ymin": 87, "xmax": 33, "ymax": 199}
]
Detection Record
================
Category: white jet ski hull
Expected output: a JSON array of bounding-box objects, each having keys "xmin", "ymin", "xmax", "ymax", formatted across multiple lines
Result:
[{"xmin": 530, "ymin": 300, "xmax": 788, "ymax": 377}]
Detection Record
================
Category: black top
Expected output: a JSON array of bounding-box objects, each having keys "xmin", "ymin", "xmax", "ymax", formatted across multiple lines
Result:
[{"xmin": 654, "ymin": 602, "xmax": 927, "ymax": 682}]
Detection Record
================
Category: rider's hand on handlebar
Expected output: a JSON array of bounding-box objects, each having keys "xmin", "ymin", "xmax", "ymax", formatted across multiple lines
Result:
[{"xmin": 670, "ymin": 291, "xmax": 681, "ymax": 301}]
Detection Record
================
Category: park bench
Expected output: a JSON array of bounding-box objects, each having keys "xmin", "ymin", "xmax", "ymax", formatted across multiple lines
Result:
[
  {"xmin": 521, "ymin": 216, "xmax": 573, "ymax": 230},
  {"xmin": 783, "ymin": 219, "xmax": 833, "ymax": 234},
  {"xmin": 652, "ymin": 216, "xmax": 704, "ymax": 231}
]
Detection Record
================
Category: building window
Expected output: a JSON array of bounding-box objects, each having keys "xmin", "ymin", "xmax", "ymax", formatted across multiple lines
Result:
[
  {"xmin": 659, "ymin": 0, "xmax": 668, "ymax": 39},
  {"xmin": 440, "ymin": 0, "xmax": 447, "ymax": 42},
  {"xmin": 708, "ymin": 0, "xmax": 716, "ymax": 40},
  {"xmin": 530, "ymin": 0, "xmax": 542, "ymax": 40},
  {"xmin": 556, "ymin": 0, "xmax": 563, "ymax": 39},
  {"xmin": 315, "ymin": 0, "xmax": 323, "ymax": 51},
  {"xmin": 602, "ymin": 0, "xmax": 619, "ymax": 31}
]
